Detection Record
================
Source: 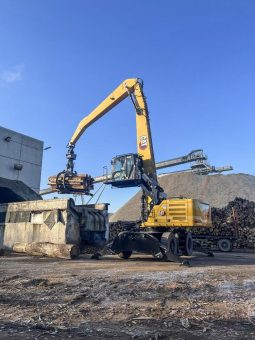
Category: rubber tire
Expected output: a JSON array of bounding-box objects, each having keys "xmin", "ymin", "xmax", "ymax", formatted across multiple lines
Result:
[
  {"xmin": 168, "ymin": 233, "xmax": 178, "ymax": 256},
  {"xmin": 218, "ymin": 239, "xmax": 233, "ymax": 252},
  {"xmin": 118, "ymin": 251, "xmax": 132, "ymax": 259},
  {"xmin": 183, "ymin": 232, "xmax": 193, "ymax": 256}
]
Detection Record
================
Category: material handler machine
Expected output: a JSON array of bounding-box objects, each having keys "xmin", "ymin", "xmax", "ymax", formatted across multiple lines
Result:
[{"xmin": 49, "ymin": 78, "xmax": 211, "ymax": 260}]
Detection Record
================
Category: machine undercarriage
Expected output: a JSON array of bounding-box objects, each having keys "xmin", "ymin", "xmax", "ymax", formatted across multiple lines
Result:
[{"xmin": 94, "ymin": 227, "xmax": 213, "ymax": 263}]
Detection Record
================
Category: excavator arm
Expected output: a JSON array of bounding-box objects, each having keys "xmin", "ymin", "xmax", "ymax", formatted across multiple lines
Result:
[
  {"xmin": 49, "ymin": 78, "xmax": 165, "ymax": 218},
  {"xmin": 66, "ymin": 78, "xmax": 156, "ymax": 178},
  {"xmin": 69, "ymin": 79, "xmax": 137, "ymax": 145}
]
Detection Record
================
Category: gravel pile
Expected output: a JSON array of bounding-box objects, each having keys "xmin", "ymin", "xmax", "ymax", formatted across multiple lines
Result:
[{"xmin": 110, "ymin": 173, "xmax": 255, "ymax": 222}]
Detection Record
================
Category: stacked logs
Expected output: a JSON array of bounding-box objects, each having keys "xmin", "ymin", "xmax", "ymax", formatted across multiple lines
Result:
[
  {"xmin": 109, "ymin": 221, "xmax": 139, "ymax": 241},
  {"xmin": 193, "ymin": 197, "xmax": 255, "ymax": 249},
  {"xmin": 48, "ymin": 173, "xmax": 94, "ymax": 194}
]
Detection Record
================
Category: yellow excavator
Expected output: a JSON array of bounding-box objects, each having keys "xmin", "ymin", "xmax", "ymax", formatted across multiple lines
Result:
[{"xmin": 49, "ymin": 78, "xmax": 211, "ymax": 260}]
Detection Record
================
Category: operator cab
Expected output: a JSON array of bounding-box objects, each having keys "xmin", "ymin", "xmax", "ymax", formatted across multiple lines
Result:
[{"xmin": 105, "ymin": 153, "xmax": 143, "ymax": 188}]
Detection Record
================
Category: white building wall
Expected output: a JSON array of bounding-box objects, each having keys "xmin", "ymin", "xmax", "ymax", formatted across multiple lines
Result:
[{"xmin": 0, "ymin": 126, "xmax": 43, "ymax": 193}]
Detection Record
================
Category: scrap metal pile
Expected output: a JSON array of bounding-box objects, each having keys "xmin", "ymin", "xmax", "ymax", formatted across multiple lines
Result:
[{"xmin": 193, "ymin": 197, "xmax": 255, "ymax": 249}]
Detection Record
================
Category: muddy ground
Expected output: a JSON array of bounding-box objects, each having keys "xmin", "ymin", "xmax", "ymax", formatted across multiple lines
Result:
[{"xmin": 0, "ymin": 252, "xmax": 255, "ymax": 339}]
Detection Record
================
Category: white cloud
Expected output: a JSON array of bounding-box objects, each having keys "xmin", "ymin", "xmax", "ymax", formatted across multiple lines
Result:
[{"xmin": 1, "ymin": 64, "xmax": 24, "ymax": 83}]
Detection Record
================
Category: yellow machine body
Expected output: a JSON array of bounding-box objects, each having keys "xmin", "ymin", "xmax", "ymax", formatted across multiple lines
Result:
[
  {"xmin": 51, "ymin": 78, "xmax": 214, "ymax": 259},
  {"xmin": 142, "ymin": 198, "xmax": 212, "ymax": 228}
]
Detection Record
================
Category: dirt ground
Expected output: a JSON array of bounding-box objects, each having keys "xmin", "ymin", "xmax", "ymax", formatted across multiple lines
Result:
[{"xmin": 0, "ymin": 251, "xmax": 255, "ymax": 339}]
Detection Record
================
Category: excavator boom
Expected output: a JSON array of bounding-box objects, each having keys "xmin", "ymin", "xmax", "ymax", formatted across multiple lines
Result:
[
  {"xmin": 49, "ymin": 78, "xmax": 159, "ymax": 199},
  {"xmin": 68, "ymin": 78, "xmax": 156, "ymax": 179},
  {"xmin": 70, "ymin": 79, "xmax": 136, "ymax": 145}
]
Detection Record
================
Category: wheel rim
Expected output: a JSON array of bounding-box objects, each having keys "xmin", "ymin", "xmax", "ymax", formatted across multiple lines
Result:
[
  {"xmin": 218, "ymin": 239, "xmax": 231, "ymax": 252},
  {"xmin": 222, "ymin": 241, "xmax": 228, "ymax": 249}
]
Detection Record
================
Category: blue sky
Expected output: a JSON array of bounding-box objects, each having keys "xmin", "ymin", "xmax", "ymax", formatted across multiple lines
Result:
[{"xmin": 0, "ymin": 0, "xmax": 254, "ymax": 212}]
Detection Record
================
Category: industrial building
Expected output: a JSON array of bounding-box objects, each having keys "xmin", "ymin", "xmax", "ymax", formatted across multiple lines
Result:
[{"xmin": 0, "ymin": 126, "xmax": 43, "ymax": 193}]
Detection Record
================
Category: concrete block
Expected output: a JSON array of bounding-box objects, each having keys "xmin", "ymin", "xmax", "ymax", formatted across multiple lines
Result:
[{"xmin": 0, "ymin": 198, "xmax": 81, "ymax": 250}]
